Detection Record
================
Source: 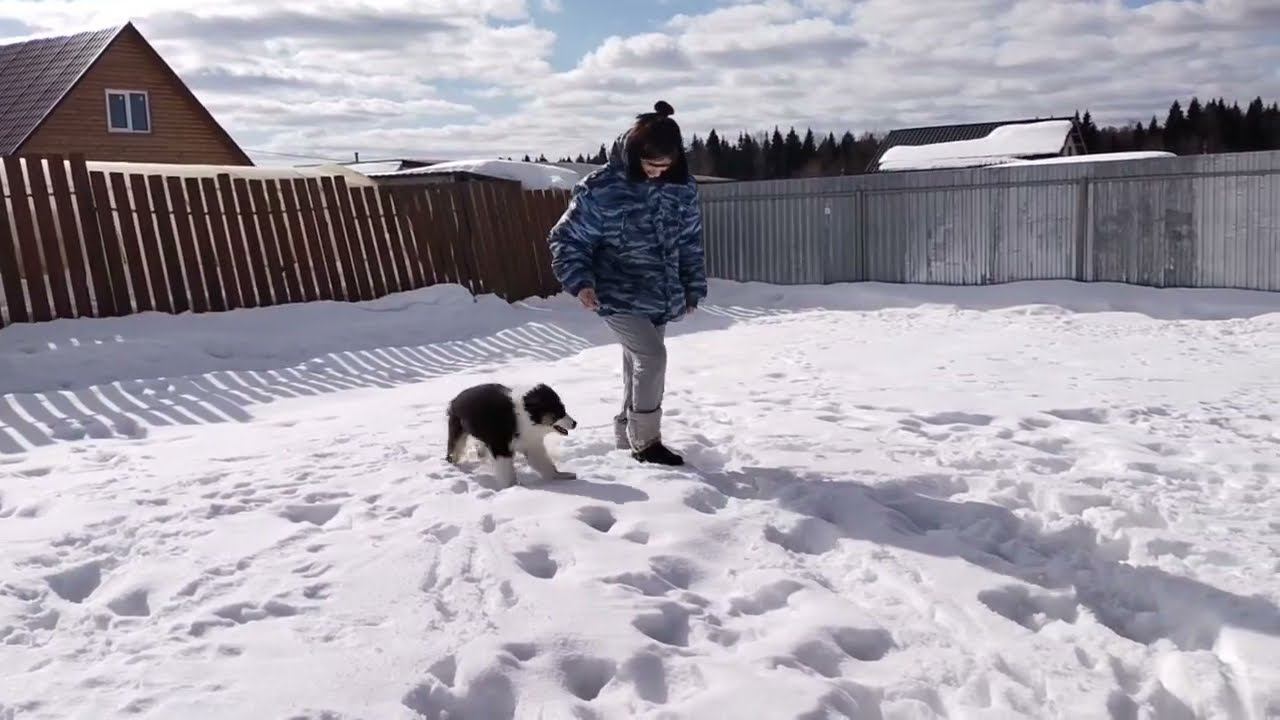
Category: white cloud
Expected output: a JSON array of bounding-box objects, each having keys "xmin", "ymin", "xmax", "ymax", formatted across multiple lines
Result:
[
  {"xmin": 529, "ymin": 0, "xmax": 1280, "ymax": 154},
  {"xmin": 1, "ymin": 0, "xmax": 1277, "ymax": 164}
]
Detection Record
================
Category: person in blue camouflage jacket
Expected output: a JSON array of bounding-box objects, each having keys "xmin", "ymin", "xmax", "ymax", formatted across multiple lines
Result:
[{"xmin": 548, "ymin": 100, "xmax": 707, "ymax": 466}]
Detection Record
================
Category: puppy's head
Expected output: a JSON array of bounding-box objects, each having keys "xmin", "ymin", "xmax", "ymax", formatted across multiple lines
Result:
[{"xmin": 522, "ymin": 384, "xmax": 576, "ymax": 435}]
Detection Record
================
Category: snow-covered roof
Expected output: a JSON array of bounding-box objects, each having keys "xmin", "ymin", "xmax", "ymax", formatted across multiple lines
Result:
[
  {"xmin": 876, "ymin": 120, "xmax": 1074, "ymax": 172},
  {"xmin": 340, "ymin": 160, "xmax": 416, "ymax": 175},
  {"xmin": 366, "ymin": 158, "xmax": 583, "ymax": 191},
  {"xmin": 551, "ymin": 162, "xmax": 605, "ymax": 175},
  {"xmin": 84, "ymin": 160, "xmax": 377, "ymax": 185},
  {"xmin": 993, "ymin": 150, "xmax": 1176, "ymax": 167}
]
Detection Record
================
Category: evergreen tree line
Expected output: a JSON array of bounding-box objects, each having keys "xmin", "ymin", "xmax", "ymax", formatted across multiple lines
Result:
[{"xmin": 543, "ymin": 96, "xmax": 1280, "ymax": 180}]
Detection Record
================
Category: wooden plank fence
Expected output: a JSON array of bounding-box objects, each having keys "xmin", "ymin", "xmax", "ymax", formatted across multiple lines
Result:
[{"xmin": 0, "ymin": 153, "xmax": 571, "ymax": 328}]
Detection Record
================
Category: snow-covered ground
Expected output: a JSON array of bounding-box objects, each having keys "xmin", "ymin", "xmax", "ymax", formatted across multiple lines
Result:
[{"xmin": 2, "ymin": 280, "xmax": 1279, "ymax": 719}]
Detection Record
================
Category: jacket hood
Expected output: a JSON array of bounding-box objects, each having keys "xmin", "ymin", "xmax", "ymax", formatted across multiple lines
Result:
[{"xmin": 605, "ymin": 129, "xmax": 632, "ymax": 175}]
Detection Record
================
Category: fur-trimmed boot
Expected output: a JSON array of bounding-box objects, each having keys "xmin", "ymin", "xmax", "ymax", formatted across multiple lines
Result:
[{"xmin": 627, "ymin": 408, "xmax": 684, "ymax": 466}]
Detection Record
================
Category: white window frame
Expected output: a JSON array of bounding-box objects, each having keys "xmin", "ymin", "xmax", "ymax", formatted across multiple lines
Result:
[{"xmin": 105, "ymin": 89, "xmax": 152, "ymax": 134}]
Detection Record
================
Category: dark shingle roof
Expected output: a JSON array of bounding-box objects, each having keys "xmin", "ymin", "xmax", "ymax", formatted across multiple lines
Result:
[
  {"xmin": 0, "ymin": 25, "xmax": 122, "ymax": 154},
  {"xmin": 866, "ymin": 116, "xmax": 1081, "ymax": 172}
]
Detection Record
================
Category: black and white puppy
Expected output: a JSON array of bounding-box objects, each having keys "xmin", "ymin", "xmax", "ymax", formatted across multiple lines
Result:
[{"xmin": 446, "ymin": 383, "xmax": 577, "ymax": 487}]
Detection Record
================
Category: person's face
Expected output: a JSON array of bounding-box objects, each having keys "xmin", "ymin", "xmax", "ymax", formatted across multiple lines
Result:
[{"xmin": 641, "ymin": 155, "xmax": 673, "ymax": 179}]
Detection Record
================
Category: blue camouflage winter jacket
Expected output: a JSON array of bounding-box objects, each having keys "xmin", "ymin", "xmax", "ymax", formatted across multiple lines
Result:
[{"xmin": 547, "ymin": 131, "xmax": 707, "ymax": 325}]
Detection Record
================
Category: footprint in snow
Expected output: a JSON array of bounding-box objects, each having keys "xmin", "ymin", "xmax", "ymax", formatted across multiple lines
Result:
[
  {"xmin": 780, "ymin": 640, "xmax": 846, "ymax": 678},
  {"xmin": 574, "ymin": 506, "xmax": 616, "ymax": 533},
  {"xmin": 502, "ymin": 642, "xmax": 538, "ymax": 662},
  {"xmin": 188, "ymin": 600, "xmax": 300, "ymax": 637},
  {"xmin": 615, "ymin": 651, "xmax": 671, "ymax": 704},
  {"xmin": 602, "ymin": 570, "xmax": 674, "ymax": 597},
  {"xmin": 1026, "ymin": 456, "xmax": 1076, "ymax": 475},
  {"xmin": 558, "ymin": 655, "xmax": 618, "ymax": 701},
  {"xmin": 978, "ymin": 584, "xmax": 1079, "ymax": 632},
  {"xmin": 401, "ymin": 671, "xmax": 517, "ymax": 720},
  {"xmin": 279, "ymin": 504, "xmax": 343, "ymax": 527},
  {"xmin": 631, "ymin": 602, "xmax": 692, "ymax": 647},
  {"xmin": 106, "ymin": 588, "xmax": 151, "ymax": 618},
  {"xmin": 602, "ymin": 557, "xmax": 697, "ymax": 598},
  {"xmin": 293, "ymin": 561, "xmax": 332, "ymax": 580},
  {"xmin": 1016, "ymin": 435, "xmax": 1073, "ymax": 455},
  {"xmin": 1045, "ymin": 407, "xmax": 1110, "ymax": 424},
  {"xmin": 513, "ymin": 546, "xmax": 558, "ymax": 579},
  {"xmin": 1019, "ymin": 416, "xmax": 1055, "ymax": 430},
  {"xmin": 621, "ymin": 528, "xmax": 650, "ymax": 545},
  {"xmin": 727, "ymin": 579, "xmax": 806, "ymax": 617},
  {"xmin": 828, "ymin": 626, "xmax": 896, "ymax": 661},
  {"xmin": 303, "ymin": 583, "xmax": 332, "ymax": 600},
  {"xmin": 682, "ymin": 487, "xmax": 728, "ymax": 515},
  {"xmin": 914, "ymin": 411, "xmax": 996, "ymax": 427},
  {"xmin": 648, "ymin": 556, "xmax": 699, "ymax": 590},
  {"xmin": 45, "ymin": 561, "xmax": 103, "ymax": 604},
  {"xmin": 421, "ymin": 523, "xmax": 461, "ymax": 545},
  {"xmin": 764, "ymin": 518, "xmax": 841, "ymax": 556}
]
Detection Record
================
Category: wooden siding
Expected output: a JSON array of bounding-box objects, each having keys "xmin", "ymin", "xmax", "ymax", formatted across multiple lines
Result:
[{"xmin": 18, "ymin": 28, "xmax": 249, "ymax": 166}]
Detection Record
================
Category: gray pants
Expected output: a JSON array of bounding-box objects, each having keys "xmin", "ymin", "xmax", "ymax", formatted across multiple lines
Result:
[{"xmin": 603, "ymin": 314, "xmax": 667, "ymax": 451}]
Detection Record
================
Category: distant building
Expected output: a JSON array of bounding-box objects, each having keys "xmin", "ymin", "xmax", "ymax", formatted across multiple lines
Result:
[
  {"xmin": 362, "ymin": 158, "xmax": 583, "ymax": 191},
  {"xmin": 0, "ymin": 22, "xmax": 251, "ymax": 165},
  {"xmin": 867, "ymin": 117, "xmax": 1086, "ymax": 172}
]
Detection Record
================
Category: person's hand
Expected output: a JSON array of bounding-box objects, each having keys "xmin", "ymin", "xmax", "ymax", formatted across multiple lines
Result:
[{"xmin": 578, "ymin": 288, "xmax": 600, "ymax": 310}]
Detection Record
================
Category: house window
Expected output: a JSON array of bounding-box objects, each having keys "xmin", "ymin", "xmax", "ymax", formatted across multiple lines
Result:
[{"xmin": 106, "ymin": 90, "xmax": 151, "ymax": 133}]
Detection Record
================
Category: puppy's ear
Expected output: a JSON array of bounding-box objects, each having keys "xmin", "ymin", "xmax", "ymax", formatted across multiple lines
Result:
[{"xmin": 521, "ymin": 385, "xmax": 552, "ymax": 421}]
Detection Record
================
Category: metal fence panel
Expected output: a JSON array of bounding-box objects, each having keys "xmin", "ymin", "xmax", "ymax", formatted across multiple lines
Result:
[
  {"xmin": 988, "ymin": 175, "xmax": 1079, "ymax": 283},
  {"xmin": 865, "ymin": 186, "xmax": 991, "ymax": 285},
  {"xmin": 824, "ymin": 193, "xmax": 861, "ymax": 282},
  {"xmin": 863, "ymin": 188, "xmax": 905, "ymax": 282},
  {"xmin": 1191, "ymin": 151, "xmax": 1280, "ymax": 291},
  {"xmin": 698, "ymin": 148, "xmax": 1280, "ymax": 292},
  {"xmin": 701, "ymin": 186, "xmax": 826, "ymax": 284}
]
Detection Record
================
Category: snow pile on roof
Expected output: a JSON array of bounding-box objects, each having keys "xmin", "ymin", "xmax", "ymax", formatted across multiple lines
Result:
[
  {"xmin": 878, "ymin": 120, "xmax": 1073, "ymax": 171},
  {"xmin": 995, "ymin": 150, "xmax": 1176, "ymax": 167},
  {"xmin": 370, "ymin": 158, "xmax": 583, "ymax": 190}
]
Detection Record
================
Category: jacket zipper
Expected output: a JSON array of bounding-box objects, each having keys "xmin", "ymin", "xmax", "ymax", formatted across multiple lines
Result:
[{"xmin": 652, "ymin": 186, "xmax": 671, "ymax": 319}]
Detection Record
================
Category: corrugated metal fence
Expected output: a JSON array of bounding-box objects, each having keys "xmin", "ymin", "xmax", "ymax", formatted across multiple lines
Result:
[{"xmin": 698, "ymin": 149, "xmax": 1280, "ymax": 291}]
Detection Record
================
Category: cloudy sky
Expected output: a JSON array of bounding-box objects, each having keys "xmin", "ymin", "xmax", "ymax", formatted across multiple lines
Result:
[{"xmin": 2, "ymin": 0, "xmax": 1279, "ymax": 166}]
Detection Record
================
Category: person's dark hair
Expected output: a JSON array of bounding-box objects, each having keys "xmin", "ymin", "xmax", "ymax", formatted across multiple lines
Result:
[{"xmin": 626, "ymin": 100, "xmax": 690, "ymax": 183}]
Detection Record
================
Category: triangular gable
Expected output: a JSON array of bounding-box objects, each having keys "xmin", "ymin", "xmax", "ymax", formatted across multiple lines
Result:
[{"xmin": 0, "ymin": 24, "xmax": 122, "ymax": 154}]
